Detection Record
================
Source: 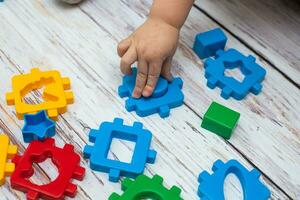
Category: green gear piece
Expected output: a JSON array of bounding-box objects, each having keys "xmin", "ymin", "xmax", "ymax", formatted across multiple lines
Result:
[{"xmin": 109, "ymin": 174, "xmax": 183, "ymax": 200}]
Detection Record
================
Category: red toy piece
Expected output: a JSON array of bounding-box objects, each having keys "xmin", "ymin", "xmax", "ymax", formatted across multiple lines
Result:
[{"xmin": 10, "ymin": 138, "xmax": 85, "ymax": 200}]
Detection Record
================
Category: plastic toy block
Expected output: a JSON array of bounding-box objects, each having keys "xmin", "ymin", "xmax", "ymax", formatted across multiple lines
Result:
[
  {"xmin": 201, "ymin": 102, "xmax": 240, "ymax": 140},
  {"xmin": 83, "ymin": 118, "xmax": 157, "ymax": 182},
  {"xmin": 193, "ymin": 28, "xmax": 227, "ymax": 59},
  {"xmin": 204, "ymin": 49, "xmax": 266, "ymax": 100},
  {"xmin": 11, "ymin": 138, "xmax": 85, "ymax": 200},
  {"xmin": 109, "ymin": 174, "xmax": 183, "ymax": 200},
  {"xmin": 118, "ymin": 68, "xmax": 184, "ymax": 118},
  {"xmin": 6, "ymin": 68, "xmax": 74, "ymax": 120},
  {"xmin": 198, "ymin": 159, "xmax": 271, "ymax": 200},
  {"xmin": 22, "ymin": 110, "xmax": 56, "ymax": 143},
  {"xmin": 0, "ymin": 134, "xmax": 17, "ymax": 185}
]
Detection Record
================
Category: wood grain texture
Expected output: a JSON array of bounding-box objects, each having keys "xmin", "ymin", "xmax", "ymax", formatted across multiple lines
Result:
[
  {"xmin": 194, "ymin": 0, "xmax": 300, "ymax": 86},
  {"xmin": 0, "ymin": 0, "xmax": 298, "ymax": 199}
]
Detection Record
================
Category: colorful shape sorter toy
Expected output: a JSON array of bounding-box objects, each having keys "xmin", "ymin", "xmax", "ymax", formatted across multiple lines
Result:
[
  {"xmin": 0, "ymin": 134, "xmax": 17, "ymax": 185},
  {"xmin": 204, "ymin": 49, "xmax": 266, "ymax": 100},
  {"xmin": 198, "ymin": 159, "xmax": 271, "ymax": 200},
  {"xmin": 22, "ymin": 110, "xmax": 56, "ymax": 143},
  {"xmin": 201, "ymin": 101, "xmax": 240, "ymax": 140},
  {"xmin": 118, "ymin": 68, "xmax": 184, "ymax": 118},
  {"xmin": 6, "ymin": 68, "xmax": 74, "ymax": 120},
  {"xmin": 83, "ymin": 118, "xmax": 157, "ymax": 182},
  {"xmin": 193, "ymin": 28, "xmax": 227, "ymax": 59},
  {"xmin": 10, "ymin": 138, "xmax": 85, "ymax": 200},
  {"xmin": 109, "ymin": 174, "xmax": 183, "ymax": 200}
]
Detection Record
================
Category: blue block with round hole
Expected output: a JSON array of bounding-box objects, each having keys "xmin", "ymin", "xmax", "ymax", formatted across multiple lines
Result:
[
  {"xmin": 198, "ymin": 159, "xmax": 271, "ymax": 200},
  {"xmin": 193, "ymin": 28, "xmax": 227, "ymax": 59},
  {"xmin": 118, "ymin": 68, "xmax": 184, "ymax": 118},
  {"xmin": 83, "ymin": 118, "xmax": 157, "ymax": 182}
]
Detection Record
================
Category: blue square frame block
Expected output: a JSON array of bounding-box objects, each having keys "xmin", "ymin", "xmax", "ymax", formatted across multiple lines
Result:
[
  {"xmin": 83, "ymin": 118, "xmax": 157, "ymax": 182},
  {"xmin": 193, "ymin": 28, "xmax": 227, "ymax": 59}
]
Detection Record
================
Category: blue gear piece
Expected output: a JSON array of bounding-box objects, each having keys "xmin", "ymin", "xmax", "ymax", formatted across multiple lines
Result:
[
  {"xmin": 198, "ymin": 159, "xmax": 271, "ymax": 200},
  {"xmin": 22, "ymin": 110, "xmax": 56, "ymax": 143},
  {"xmin": 193, "ymin": 28, "xmax": 227, "ymax": 59},
  {"xmin": 83, "ymin": 118, "xmax": 157, "ymax": 182},
  {"xmin": 204, "ymin": 49, "xmax": 266, "ymax": 100},
  {"xmin": 118, "ymin": 68, "xmax": 184, "ymax": 118}
]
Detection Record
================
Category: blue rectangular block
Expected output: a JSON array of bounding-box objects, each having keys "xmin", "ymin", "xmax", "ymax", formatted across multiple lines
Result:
[{"xmin": 193, "ymin": 28, "xmax": 227, "ymax": 59}]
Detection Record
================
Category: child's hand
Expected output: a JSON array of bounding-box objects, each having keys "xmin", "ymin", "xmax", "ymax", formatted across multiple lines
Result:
[{"xmin": 118, "ymin": 17, "xmax": 179, "ymax": 98}]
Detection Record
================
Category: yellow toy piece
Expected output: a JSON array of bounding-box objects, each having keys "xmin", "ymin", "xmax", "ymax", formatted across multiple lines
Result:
[
  {"xmin": 0, "ymin": 134, "xmax": 17, "ymax": 185},
  {"xmin": 6, "ymin": 68, "xmax": 74, "ymax": 120}
]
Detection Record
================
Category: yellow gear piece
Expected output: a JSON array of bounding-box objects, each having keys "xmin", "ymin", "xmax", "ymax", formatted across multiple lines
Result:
[
  {"xmin": 0, "ymin": 134, "xmax": 17, "ymax": 185},
  {"xmin": 6, "ymin": 68, "xmax": 74, "ymax": 120}
]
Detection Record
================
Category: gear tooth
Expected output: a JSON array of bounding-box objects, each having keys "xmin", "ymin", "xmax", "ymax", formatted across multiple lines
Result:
[
  {"xmin": 251, "ymin": 83, "xmax": 262, "ymax": 95},
  {"xmin": 173, "ymin": 77, "xmax": 183, "ymax": 89},
  {"xmin": 133, "ymin": 121, "xmax": 143, "ymax": 129},
  {"xmin": 121, "ymin": 178, "xmax": 133, "ymax": 190},
  {"xmin": 247, "ymin": 55, "xmax": 256, "ymax": 62},
  {"xmin": 198, "ymin": 171, "xmax": 210, "ymax": 182},
  {"xmin": 89, "ymin": 129, "xmax": 99, "ymax": 142},
  {"xmin": 83, "ymin": 145, "xmax": 93, "ymax": 158},
  {"xmin": 44, "ymin": 138, "xmax": 55, "ymax": 146},
  {"xmin": 27, "ymin": 190, "xmax": 39, "ymax": 200},
  {"xmin": 7, "ymin": 145, "xmax": 18, "ymax": 158},
  {"xmin": 118, "ymin": 85, "xmax": 130, "ymax": 98},
  {"xmin": 212, "ymin": 160, "xmax": 224, "ymax": 171},
  {"xmin": 12, "ymin": 155, "xmax": 21, "ymax": 164},
  {"xmin": 63, "ymin": 143, "xmax": 74, "ymax": 152},
  {"xmin": 170, "ymin": 185, "xmax": 182, "ymax": 195},
  {"xmin": 30, "ymin": 68, "xmax": 40, "ymax": 74},
  {"xmin": 6, "ymin": 92, "xmax": 15, "ymax": 105},
  {"xmin": 109, "ymin": 193, "xmax": 121, "ymax": 200},
  {"xmin": 65, "ymin": 91, "xmax": 74, "ymax": 104},
  {"xmin": 152, "ymin": 174, "xmax": 163, "ymax": 184},
  {"xmin": 250, "ymin": 168, "xmax": 261, "ymax": 178},
  {"xmin": 62, "ymin": 77, "xmax": 71, "ymax": 90},
  {"xmin": 221, "ymin": 86, "xmax": 232, "ymax": 99},
  {"xmin": 206, "ymin": 76, "xmax": 218, "ymax": 89},
  {"xmin": 158, "ymin": 105, "xmax": 170, "ymax": 118},
  {"xmin": 73, "ymin": 166, "xmax": 85, "ymax": 180},
  {"xmin": 47, "ymin": 109, "xmax": 59, "ymax": 121},
  {"xmin": 204, "ymin": 58, "xmax": 214, "ymax": 68},
  {"xmin": 65, "ymin": 182, "xmax": 77, "ymax": 197},
  {"xmin": 109, "ymin": 169, "xmax": 121, "ymax": 182},
  {"xmin": 125, "ymin": 99, "xmax": 136, "ymax": 111},
  {"xmin": 113, "ymin": 118, "xmax": 124, "ymax": 127},
  {"xmin": 4, "ymin": 163, "xmax": 15, "ymax": 175},
  {"xmin": 146, "ymin": 149, "xmax": 157, "ymax": 164}
]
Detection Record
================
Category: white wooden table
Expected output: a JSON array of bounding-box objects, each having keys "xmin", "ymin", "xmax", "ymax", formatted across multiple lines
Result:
[{"xmin": 0, "ymin": 0, "xmax": 299, "ymax": 199}]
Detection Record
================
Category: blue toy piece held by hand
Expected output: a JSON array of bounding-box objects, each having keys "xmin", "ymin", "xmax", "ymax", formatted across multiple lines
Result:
[{"xmin": 118, "ymin": 68, "xmax": 184, "ymax": 118}]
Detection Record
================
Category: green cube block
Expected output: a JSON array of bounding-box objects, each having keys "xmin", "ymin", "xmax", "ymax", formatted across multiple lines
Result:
[{"xmin": 201, "ymin": 101, "xmax": 240, "ymax": 139}]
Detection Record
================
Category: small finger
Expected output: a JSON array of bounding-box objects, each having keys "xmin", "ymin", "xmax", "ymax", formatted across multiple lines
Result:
[
  {"xmin": 143, "ymin": 61, "xmax": 163, "ymax": 97},
  {"xmin": 120, "ymin": 45, "xmax": 137, "ymax": 75},
  {"xmin": 133, "ymin": 60, "xmax": 148, "ymax": 98},
  {"xmin": 117, "ymin": 38, "xmax": 131, "ymax": 57},
  {"xmin": 161, "ymin": 57, "xmax": 173, "ymax": 81}
]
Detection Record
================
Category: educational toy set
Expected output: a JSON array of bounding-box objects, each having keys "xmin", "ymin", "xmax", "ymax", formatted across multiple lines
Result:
[{"xmin": 0, "ymin": 27, "xmax": 270, "ymax": 199}]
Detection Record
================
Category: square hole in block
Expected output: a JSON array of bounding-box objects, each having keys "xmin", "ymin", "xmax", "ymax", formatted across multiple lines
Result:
[{"xmin": 107, "ymin": 137, "xmax": 136, "ymax": 164}]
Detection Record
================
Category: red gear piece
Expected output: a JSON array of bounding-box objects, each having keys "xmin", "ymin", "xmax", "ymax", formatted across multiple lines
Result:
[{"xmin": 10, "ymin": 138, "xmax": 85, "ymax": 200}]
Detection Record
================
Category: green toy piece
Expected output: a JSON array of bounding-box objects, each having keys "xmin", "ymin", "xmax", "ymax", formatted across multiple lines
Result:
[
  {"xmin": 201, "ymin": 101, "xmax": 240, "ymax": 139},
  {"xmin": 109, "ymin": 174, "xmax": 183, "ymax": 200}
]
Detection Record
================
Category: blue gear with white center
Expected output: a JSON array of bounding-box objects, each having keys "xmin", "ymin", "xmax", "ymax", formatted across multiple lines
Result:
[
  {"xmin": 198, "ymin": 159, "xmax": 271, "ymax": 200},
  {"xmin": 204, "ymin": 49, "xmax": 266, "ymax": 100},
  {"xmin": 118, "ymin": 68, "xmax": 184, "ymax": 118}
]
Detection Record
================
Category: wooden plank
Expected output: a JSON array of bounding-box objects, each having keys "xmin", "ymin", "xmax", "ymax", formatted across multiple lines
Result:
[
  {"xmin": 194, "ymin": 0, "xmax": 300, "ymax": 86},
  {"xmin": 0, "ymin": 0, "xmax": 294, "ymax": 199},
  {"xmin": 78, "ymin": 0, "xmax": 300, "ymax": 198}
]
